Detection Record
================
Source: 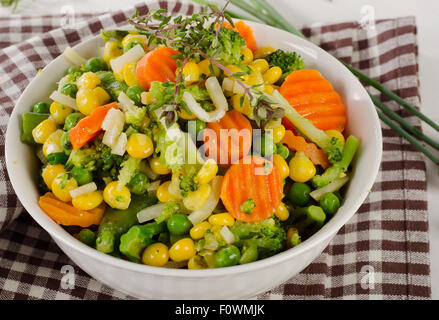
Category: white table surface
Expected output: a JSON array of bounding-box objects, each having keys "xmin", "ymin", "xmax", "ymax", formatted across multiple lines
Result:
[{"xmin": 2, "ymin": 0, "xmax": 438, "ymax": 299}]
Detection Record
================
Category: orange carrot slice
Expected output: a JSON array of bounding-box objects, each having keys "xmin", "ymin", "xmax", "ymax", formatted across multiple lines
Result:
[
  {"xmin": 221, "ymin": 156, "xmax": 283, "ymax": 222},
  {"xmin": 136, "ymin": 47, "xmax": 179, "ymax": 90},
  {"xmin": 281, "ymin": 130, "xmax": 330, "ymax": 169},
  {"xmin": 204, "ymin": 110, "xmax": 252, "ymax": 166},
  {"xmin": 279, "ymin": 69, "xmax": 347, "ymax": 132},
  {"xmin": 39, "ymin": 192, "xmax": 106, "ymax": 227},
  {"xmin": 69, "ymin": 102, "xmax": 118, "ymax": 150}
]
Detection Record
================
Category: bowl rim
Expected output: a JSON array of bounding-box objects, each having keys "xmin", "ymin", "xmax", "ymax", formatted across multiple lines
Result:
[{"xmin": 5, "ymin": 20, "xmax": 382, "ymax": 278}]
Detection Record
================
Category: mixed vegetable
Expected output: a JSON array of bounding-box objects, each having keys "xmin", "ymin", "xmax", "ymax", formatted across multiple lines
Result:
[{"xmin": 21, "ymin": 6, "xmax": 359, "ymax": 269}]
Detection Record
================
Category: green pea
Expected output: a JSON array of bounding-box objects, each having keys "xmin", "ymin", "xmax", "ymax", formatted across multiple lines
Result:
[
  {"xmin": 78, "ymin": 229, "xmax": 96, "ymax": 247},
  {"xmin": 67, "ymin": 65, "xmax": 82, "ymax": 75},
  {"xmin": 167, "ymin": 214, "xmax": 192, "ymax": 236},
  {"xmin": 126, "ymin": 84, "xmax": 144, "ymax": 105},
  {"xmin": 32, "ymin": 102, "xmax": 50, "ymax": 114},
  {"xmin": 71, "ymin": 166, "xmax": 93, "ymax": 185},
  {"xmin": 123, "ymin": 40, "xmax": 143, "ymax": 53},
  {"xmin": 64, "ymin": 113, "xmax": 84, "ymax": 131},
  {"xmin": 276, "ymin": 143, "xmax": 289, "ymax": 159},
  {"xmin": 61, "ymin": 131, "xmax": 72, "ymax": 153},
  {"xmin": 61, "ymin": 83, "xmax": 78, "ymax": 98},
  {"xmin": 214, "ymin": 245, "xmax": 241, "ymax": 268},
  {"xmin": 127, "ymin": 172, "xmax": 149, "ymax": 195},
  {"xmin": 84, "ymin": 57, "xmax": 108, "ymax": 72},
  {"xmin": 319, "ymin": 192, "xmax": 340, "ymax": 215},
  {"xmin": 254, "ymin": 134, "xmax": 276, "ymax": 157},
  {"xmin": 185, "ymin": 119, "xmax": 207, "ymax": 139},
  {"xmin": 46, "ymin": 152, "xmax": 69, "ymax": 165},
  {"xmin": 239, "ymin": 243, "xmax": 258, "ymax": 265},
  {"xmin": 288, "ymin": 182, "xmax": 311, "ymax": 206}
]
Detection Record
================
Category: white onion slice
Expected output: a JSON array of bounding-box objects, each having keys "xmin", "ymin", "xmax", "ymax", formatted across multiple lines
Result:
[
  {"xmin": 63, "ymin": 47, "xmax": 87, "ymax": 66},
  {"xmin": 111, "ymin": 132, "xmax": 127, "ymax": 156},
  {"xmin": 222, "ymin": 78, "xmax": 246, "ymax": 95},
  {"xmin": 205, "ymin": 76, "xmax": 228, "ymax": 112},
  {"xmin": 110, "ymin": 45, "xmax": 145, "ymax": 75},
  {"xmin": 220, "ymin": 226, "xmax": 235, "ymax": 244},
  {"xmin": 188, "ymin": 176, "xmax": 223, "ymax": 225},
  {"xmin": 117, "ymin": 92, "xmax": 136, "ymax": 111},
  {"xmin": 137, "ymin": 203, "xmax": 166, "ymax": 223},
  {"xmin": 102, "ymin": 108, "xmax": 124, "ymax": 131},
  {"xmin": 168, "ymin": 176, "xmax": 183, "ymax": 200},
  {"xmin": 147, "ymin": 180, "xmax": 161, "ymax": 194},
  {"xmin": 49, "ymin": 91, "xmax": 78, "ymax": 110},
  {"xmin": 102, "ymin": 125, "xmax": 121, "ymax": 147},
  {"xmin": 69, "ymin": 182, "xmax": 97, "ymax": 198}
]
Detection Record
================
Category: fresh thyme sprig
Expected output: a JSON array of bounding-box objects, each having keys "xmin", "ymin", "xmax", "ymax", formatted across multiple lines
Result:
[{"xmin": 128, "ymin": 2, "xmax": 283, "ymax": 127}]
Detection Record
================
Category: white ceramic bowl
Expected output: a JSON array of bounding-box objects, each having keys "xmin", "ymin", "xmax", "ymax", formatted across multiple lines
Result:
[{"xmin": 5, "ymin": 21, "xmax": 382, "ymax": 299}]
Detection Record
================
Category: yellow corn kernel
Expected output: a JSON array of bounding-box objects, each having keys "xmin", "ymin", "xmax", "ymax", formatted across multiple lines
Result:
[
  {"xmin": 76, "ymin": 72, "xmax": 101, "ymax": 89},
  {"xmin": 196, "ymin": 159, "xmax": 218, "ymax": 185},
  {"xmin": 122, "ymin": 62, "xmax": 138, "ymax": 87},
  {"xmin": 42, "ymin": 164, "xmax": 66, "ymax": 190},
  {"xmin": 157, "ymin": 181, "xmax": 178, "ymax": 203},
  {"xmin": 49, "ymin": 102, "xmax": 73, "ymax": 125},
  {"xmin": 121, "ymin": 34, "xmax": 148, "ymax": 50},
  {"xmin": 249, "ymin": 59, "xmax": 269, "ymax": 74},
  {"xmin": 142, "ymin": 243, "xmax": 169, "ymax": 267},
  {"xmin": 103, "ymin": 181, "xmax": 131, "ymax": 210},
  {"xmin": 210, "ymin": 225, "xmax": 222, "ymax": 233},
  {"xmin": 197, "ymin": 59, "xmax": 220, "ymax": 77},
  {"xmin": 103, "ymin": 40, "xmax": 122, "ymax": 63},
  {"xmin": 254, "ymin": 46, "xmax": 275, "ymax": 59},
  {"xmin": 272, "ymin": 125, "xmax": 286, "ymax": 144},
  {"xmin": 286, "ymin": 227, "xmax": 300, "ymax": 248},
  {"xmin": 289, "ymin": 151, "xmax": 316, "ymax": 183},
  {"xmin": 208, "ymin": 212, "xmax": 235, "ymax": 227},
  {"xmin": 241, "ymin": 47, "xmax": 254, "ymax": 64},
  {"xmin": 182, "ymin": 61, "xmax": 200, "ymax": 85},
  {"xmin": 188, "ymin": 255, "xmax": 208, "ymax": 269},
  {"xmin": 231, "ymin": 94, "xmax": 252, "ymax": 116},
  {"xmin": 177, "ymin": 107, "xmax": 197, "ymax": 120},
  {"xmin": 264, "ymin": 118, "xmax": 282, "ymax": 129},
  {"xmin": 244, "ymin": 72, "xmax": 265, "ymax": 91},
  {"xmin": 325, "ymin": 129, "xmax": 345, "ymax": 146},
  {"xmin": 169, "ymin": 238, "xmax": 196, "ymax": 262},
  {"xmin": 190, "ymin": 221, "xmax": 211, "ymax": 240},
  {"xmin": 113, "ymin": 71, "xmax": 124, "ymax": 82},
  {"xmin": 32, "ymin": 119, "xmax": 57, "ymax": 144},
  {"xmin": 263, "ymin": 66, "xmax": 282, "ymax": 85},
  {"xmin": 126, "ymin": 133, "xmax": 154, "ymax": 159},
  {"xmin": 275, "ymin": 202, "xmax": 289, "ymax": 221},
  {"xmin": 76, "ymin": 86, "xmax": 110, "ymax": 115},
  {"xmin": 72, "ymin": 190, "xmax": 103, "ymax": 211},
  {"xmin": 263, "ymin": 84, "xmax": 274, "ymax": 95},
  {"xmin": 42, "ymin": 129, "xmax": 64, "ymax": 157},
  {"xmin": 149, "ymin": 157, "xmax": 171, "ymax": 175},
  {"xmin": 183, "ymin": 184, "xmax": 212, "ymax": 211},
  {"xmin": 272, "ymin": 154, "xmax": 289, "ymax": 180},
  {"xmin": 51, "ymin": 174, "xmax": 78, "ymax": 202}
]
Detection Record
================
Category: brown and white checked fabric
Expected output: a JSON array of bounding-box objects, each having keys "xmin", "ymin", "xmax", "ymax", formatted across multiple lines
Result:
[{"xmin": 0, "ymin": 1, "xmax": 431, "ymax": 299}]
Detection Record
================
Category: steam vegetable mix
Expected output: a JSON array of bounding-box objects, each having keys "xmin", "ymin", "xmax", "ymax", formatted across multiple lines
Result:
[{"xmin": 21, "ymin": 2, "xmax": 360, "ymax": 269}]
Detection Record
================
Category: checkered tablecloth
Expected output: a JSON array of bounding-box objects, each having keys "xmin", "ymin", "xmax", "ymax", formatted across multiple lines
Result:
[{"xmin": 0, "ymin": 0, "xmax": 431, "ymax": 299}]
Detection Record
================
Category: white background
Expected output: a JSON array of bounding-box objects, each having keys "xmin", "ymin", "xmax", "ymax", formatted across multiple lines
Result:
[{"xmin": 2, "ymin": 0, "xmax": 439, "ymax": 299}]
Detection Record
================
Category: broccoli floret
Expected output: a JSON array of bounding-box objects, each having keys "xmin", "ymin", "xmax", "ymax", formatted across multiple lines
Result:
[
  {"xmin": 125, "ymin": 106, "xmax": 147, "ymax": 128},
  {"xmin": 312, "ymin": 135, "xmax": 360, "ymax": 189},
  {"xmin": 65, "ymin": 148, "xmax": 99, "ymax": 171},
  {"xmin": 266, "ymin": 49, "xmax": 304, "ymax": 81},
  {"xmin": 117, "ymin": 156, "xmax": 141, "ymax": 189},
  {"xmin": 240, "ymin": 199, "xmax": 255, "ymax": 214},
  {"xmin": 179, "ymin": 165, "xmax": 199, "ymax": 197},
  {"xmin": 155, "ymin": 201, "xmax": 181, "ymax": 224},
  {"xmin": 230, "ymin": 218, "xmax": 286, "ymax": 259},
  {"xmin": 101, "ymin": 29, "xmax": 129, "ymax": 42},
  {"xmin": 206, "ymin": 27, "xmax": 246, "ymax": 66},
  {"xmin": 119, "ymin": 222, "xmax": 165, "ymax": 262}
]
